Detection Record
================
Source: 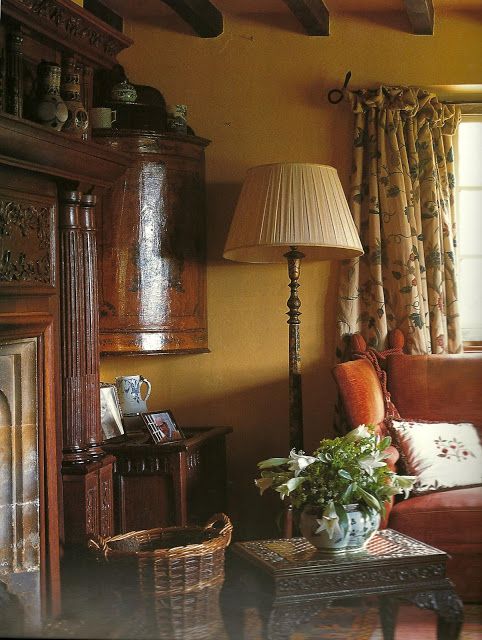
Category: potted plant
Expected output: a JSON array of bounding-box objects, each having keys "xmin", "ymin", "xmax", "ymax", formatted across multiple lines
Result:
[{"xmin": 255, "ymin": 425, "xmax": 415, "ymax": 552}]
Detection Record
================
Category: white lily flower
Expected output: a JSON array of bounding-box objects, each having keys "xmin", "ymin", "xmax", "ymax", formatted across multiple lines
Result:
[
  {"xmin": 344, "ymin": 424, "xmax": 372, "ymax": 442},
  {"xmin": 287, "ymin": 448, "xmax": 317, "ymax": 477},
  {"xmin": 275, "ymin": 476, "xmax": 305, "ymax": 499},
  {"xmin": 254, "ymin": 477, "xmax": 273, "ymax": 495},
  {"xmin": 395, "ymin": 475, "xmax": 417, "ymax": 499},
  {"xmin": 358, "ymin": 449, "xmax": 390, "ymax": 476},
  {"xmin": 314, "ymin": 501, "xmax": 342, "ymax": 540}
]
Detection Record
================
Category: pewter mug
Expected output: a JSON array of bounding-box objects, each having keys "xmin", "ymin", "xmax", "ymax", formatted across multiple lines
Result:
[
  {"xmin": 89, "ymin": 107, "xmax": 117, "ymax": 128},
  {"xmin": 115, "ymin": 375, "xmax": 151, "ymax": 415}
]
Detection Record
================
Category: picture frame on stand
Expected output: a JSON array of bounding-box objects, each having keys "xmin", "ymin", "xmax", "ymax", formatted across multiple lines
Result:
[
  {"xmin": 100, "ymin": 382, "xmax": 125, "ymax": 441},
  {"xmin": 141, "ymin": 410, "xmax": 183, "ymax": 444}
]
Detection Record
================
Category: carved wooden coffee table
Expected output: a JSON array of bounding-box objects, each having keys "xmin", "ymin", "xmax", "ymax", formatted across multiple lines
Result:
[{"xmin": 227, "ymin": 529, "xmax": 463, "ymax": 640}]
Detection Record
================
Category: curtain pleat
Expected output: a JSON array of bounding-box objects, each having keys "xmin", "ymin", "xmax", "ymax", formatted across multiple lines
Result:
[{"xmin": 337, "ymin": 86, "xmax": 462, "ymax": 355}]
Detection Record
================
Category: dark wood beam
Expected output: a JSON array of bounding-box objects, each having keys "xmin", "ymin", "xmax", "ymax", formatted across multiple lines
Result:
[
  {"xmin": 281, "ymin": 0, "xmax": 329, "ymax": 36},
  {"xmin": 403, "ymin": 0, "xmax": 434, "ymax": 35},
  {"xmin": 161, "ymin": 0, "xmax": 223, "ymax": 38}
]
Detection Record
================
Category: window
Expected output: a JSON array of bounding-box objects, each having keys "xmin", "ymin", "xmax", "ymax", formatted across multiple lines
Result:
[{"xmin": 455, "ymin": 111, "xmax": 482, "ymax": 347}]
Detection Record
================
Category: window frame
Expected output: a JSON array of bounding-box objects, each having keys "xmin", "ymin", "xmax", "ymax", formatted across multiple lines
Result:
[{"xmin": 454, "ymin": 105, "xmax": 482, "ymax": 352}]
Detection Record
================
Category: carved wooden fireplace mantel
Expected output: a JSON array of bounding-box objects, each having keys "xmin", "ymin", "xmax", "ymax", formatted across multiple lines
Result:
[{"xmin": 0, "ymin": 0, "xmax": 132, "ymax": 626}]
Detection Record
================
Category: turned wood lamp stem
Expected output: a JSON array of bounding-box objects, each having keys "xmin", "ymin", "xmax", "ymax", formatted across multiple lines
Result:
[
  {"xmin": 285, "ymin": 246, "xmax": 305, "ymax": 452},
  {"xmin": 223, "ymin": 164, "xmax": 364, "ymax": 458}
]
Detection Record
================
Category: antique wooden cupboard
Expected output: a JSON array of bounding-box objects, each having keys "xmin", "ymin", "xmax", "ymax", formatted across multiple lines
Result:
[
  {"xmin": 0, "ymin": 0, "xmax": 131, "ymax": 624},
  {"xmin": 94, "ymin": 129, "xmax": 210, "ymax": 355}
]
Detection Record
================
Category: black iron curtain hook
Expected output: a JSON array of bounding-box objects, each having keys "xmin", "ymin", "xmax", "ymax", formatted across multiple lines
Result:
[{"xmin": 328, "ymin": 71, "xmax": 352, "ymax": 104}]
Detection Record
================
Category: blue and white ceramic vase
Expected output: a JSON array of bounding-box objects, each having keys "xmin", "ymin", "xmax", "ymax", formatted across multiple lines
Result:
[
  {"xmin": 60, "ymin": 57, "xmax": 88, "ymax": 138},
  {"xmin": 166, "ymin": 104, "xmax": 188, "ymax": 134},
  {"xmin": 300, "ymin": 504, "xmax": 380, "ymax": 553},
  {"xmin": 35, "ymin": 61, "xmax": 68, "ymax": 130}
]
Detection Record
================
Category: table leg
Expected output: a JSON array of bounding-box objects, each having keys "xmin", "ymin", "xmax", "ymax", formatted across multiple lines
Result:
[
  {"xmin": 221, "ymin": 552, "xmax": 274, "ymax": 640},
  {"xmin": 379, "ymin": 596, "xmax": 399, "ymax": 640},
  {"xmin": 434, "ymin": 590, "xmax": 464, "ymax": 640},
  {"xmin": 268, "ymin": 601, "xmax": 331, "ymax": 640},
  {"xmin": 402, "ymin": 588, "xmax": 464, "ymax": 640}
]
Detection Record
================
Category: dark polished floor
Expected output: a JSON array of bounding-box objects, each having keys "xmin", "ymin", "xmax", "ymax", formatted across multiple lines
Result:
[{"xmin": 2, "ymin": 548, "xmax": 481, "ymax": 640}]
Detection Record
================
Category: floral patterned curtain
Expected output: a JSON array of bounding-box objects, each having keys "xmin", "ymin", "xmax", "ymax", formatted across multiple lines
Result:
[{"xmin": 337, "ymin": 86, "xmax": 462, "ymax": 355}]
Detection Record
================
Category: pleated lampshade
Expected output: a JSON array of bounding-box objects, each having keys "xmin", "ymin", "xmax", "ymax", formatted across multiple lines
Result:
[{"xmin": 223, "ymin": 163, "xmax": 363, "ymax": 263}]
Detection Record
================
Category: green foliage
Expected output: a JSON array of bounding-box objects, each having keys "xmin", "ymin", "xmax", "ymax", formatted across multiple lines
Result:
[{"xmin": 255, "ymin": 426, "xmax": 415, "ymax": 517}]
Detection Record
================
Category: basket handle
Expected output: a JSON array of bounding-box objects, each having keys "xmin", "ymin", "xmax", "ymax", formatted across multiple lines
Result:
[
  {"xmin": 88, "ymin": 536, "xmax": 110, "ymax": 558},
  {"xmin": 204, "ymin": 513, "xmax": 232, "ymax": 539}
]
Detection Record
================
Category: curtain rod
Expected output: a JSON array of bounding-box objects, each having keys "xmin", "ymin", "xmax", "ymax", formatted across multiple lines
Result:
[
  {"xmin": 457, "ymin": 103, "xmax": 482, "ymax": 113},
  {"xmin": 327, "ymin": 75, "xmax": 482, "ymax": 110},
  {"xmin": 328, "ymin": 71, "xmax": 351, "ymax": 104}
]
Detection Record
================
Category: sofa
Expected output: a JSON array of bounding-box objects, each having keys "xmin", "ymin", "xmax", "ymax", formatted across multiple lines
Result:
[{"xmin": 332, "ymin": 331, "xmax": 482, "ymax": 602}]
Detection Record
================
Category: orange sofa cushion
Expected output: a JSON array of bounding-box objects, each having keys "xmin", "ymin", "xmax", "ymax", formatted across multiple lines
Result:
[{"xmin": 332, "ymin": 358, "xmax": 386, "ymax": 430}]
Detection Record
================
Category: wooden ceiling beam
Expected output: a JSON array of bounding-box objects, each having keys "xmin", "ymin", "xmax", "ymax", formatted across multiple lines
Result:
[
  {"xmin": 403, "ymin": 0, "xmax": 434, "ymax": 35},
  {"xmin": 161, "ymin": 0, "xmax": 223, "ymax": 38},
  {"xmin": 281, "ymin": 0, "xmax": 329, "ymax": 36}
]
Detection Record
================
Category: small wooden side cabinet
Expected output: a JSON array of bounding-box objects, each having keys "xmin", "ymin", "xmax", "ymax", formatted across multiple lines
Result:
[{"xmin": 103, "ymin": 426, "xmax": 231, "ymax": 533}]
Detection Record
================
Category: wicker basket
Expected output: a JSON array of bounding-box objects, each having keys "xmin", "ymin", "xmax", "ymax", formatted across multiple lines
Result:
[{"xmin": 89, "ymin": 513, "xmax": 232, "ymax": 596}]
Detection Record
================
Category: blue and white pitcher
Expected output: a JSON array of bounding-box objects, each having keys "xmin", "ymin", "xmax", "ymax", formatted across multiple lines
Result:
[{"xmin": 115, "ymin": 375, "xmax": 152, "ymax": 415}]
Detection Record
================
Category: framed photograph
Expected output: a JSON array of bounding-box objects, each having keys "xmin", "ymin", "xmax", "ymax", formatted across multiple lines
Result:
[
  {"xmin": 100, "ymin": 383, "xmax": 125, "ymax": 440},
  {"xmin": 141, "ymin": 410, "xmax": 183, "ymax": 444}
]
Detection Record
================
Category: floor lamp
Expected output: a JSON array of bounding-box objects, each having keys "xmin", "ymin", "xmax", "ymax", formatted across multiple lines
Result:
[{"xmin": 223, "ymin": 163, "xmax": 363, "ymax": 452}]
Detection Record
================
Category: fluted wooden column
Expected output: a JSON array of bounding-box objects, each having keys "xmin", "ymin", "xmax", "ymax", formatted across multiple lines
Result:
[
  {"xmin": 59, "ymin": 190, "xmax": 114, "ymax": 543},
  {"xmin": 59, "ymin": 190, "xmax": 103, "ymax": 462},
  {"xmin": 80, "ymin": 194, "xmax": 103, "ymax": 451}
]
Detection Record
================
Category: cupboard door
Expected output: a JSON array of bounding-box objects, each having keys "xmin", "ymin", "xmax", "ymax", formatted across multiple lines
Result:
[{"xmin": 95, "ymin": 132, "xmax": 210, "ymax": 354}]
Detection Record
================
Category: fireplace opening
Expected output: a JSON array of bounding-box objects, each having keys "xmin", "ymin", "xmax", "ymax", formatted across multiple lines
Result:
[{"xmin": 0, "ymin": 337, "xmax": 41, "ymax": 634}]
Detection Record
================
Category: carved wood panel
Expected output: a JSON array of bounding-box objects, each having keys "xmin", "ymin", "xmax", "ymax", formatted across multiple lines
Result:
[
  {"xmin": 85, "ymin": 472, "xmax": 99, "ymax": 540},
  {"xmin": 0, "ymin": 189, "xmax": 55, "ymax": 286},
  {"xmin": 99, "ymin": 459, "xmax": 114, "ymax": 537},
  {"xmin": 2, "ymin": 0, "xmax": 132, "ymax": 69}
]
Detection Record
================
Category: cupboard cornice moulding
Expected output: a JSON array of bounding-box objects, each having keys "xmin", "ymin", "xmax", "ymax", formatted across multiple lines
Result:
[
  {"xmin": 2, "ymin": 0, "xmax": 133, "ymax": 68},
  {"xmin": 0, "ymin": 112, "xmax": 131, "ymax": 187}
]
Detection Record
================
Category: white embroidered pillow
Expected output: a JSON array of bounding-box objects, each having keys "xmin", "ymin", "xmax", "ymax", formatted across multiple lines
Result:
[{"xmin": 389, "ymin": 420, "xmax": 482, "ymax": 494}]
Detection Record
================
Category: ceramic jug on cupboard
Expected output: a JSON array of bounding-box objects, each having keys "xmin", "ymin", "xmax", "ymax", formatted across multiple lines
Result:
[{"xmin": 115, "ymin": 375, "xmax": 151, "ymax": 415}]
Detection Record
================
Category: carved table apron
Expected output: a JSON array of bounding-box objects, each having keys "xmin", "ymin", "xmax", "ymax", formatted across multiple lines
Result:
[{"xmin": 227, "ymin": 529, "xmax": 463, "ymax": 640}]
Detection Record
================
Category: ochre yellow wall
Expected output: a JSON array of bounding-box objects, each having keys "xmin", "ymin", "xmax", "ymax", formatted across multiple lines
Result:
[{"xmin": 100, "ymin": 10, "xmax": 482, "ymax": 537}]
